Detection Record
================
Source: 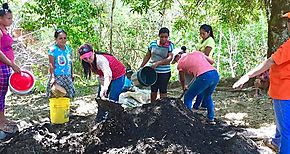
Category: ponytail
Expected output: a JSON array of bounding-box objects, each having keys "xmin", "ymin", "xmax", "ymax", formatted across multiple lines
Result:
[{"xmin": 200, "ymin": 24, "xmax": 214, "ymax": 40}]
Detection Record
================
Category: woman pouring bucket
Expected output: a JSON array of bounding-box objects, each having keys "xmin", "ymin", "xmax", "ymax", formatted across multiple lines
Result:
[{"xmin": 139, "ymin": 27, "xmax": 174, "ymax": 102}]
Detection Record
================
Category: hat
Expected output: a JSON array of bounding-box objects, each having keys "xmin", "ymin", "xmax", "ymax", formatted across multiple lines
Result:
[
  {"xmin": 171, "ymin": 48, "xmax": 185, "ymax": 63},
  {"xmin": 282, "ymin": 12, "xmax": 290, "ymax": 19},
  {"xmin": 78, "ymin": 43, "xmax": 94, "ymax": 59}
]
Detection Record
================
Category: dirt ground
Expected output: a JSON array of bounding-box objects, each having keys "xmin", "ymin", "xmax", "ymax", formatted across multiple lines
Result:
[{"xmin": 0, "ymin": 78, "xmax": 276, "ymax": 154}]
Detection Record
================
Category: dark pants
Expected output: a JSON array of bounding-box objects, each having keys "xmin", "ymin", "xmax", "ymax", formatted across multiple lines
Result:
[{"xmin": 151, "ymin": 72, "xmax": 171, "ymax": 93}]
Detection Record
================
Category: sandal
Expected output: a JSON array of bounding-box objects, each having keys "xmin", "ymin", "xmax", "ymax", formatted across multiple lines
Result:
[{"xmin": 0, "ymin": 123, "xmax": 18, "ymax": 133}]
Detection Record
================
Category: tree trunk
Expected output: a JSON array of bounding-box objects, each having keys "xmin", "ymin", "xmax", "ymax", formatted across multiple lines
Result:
[
  {"xmin": 267, "ymin": 0, "xmax": 290, "ymax": 57},
  {"xmin": 109, "ymin": 0, "xmax": 116, "ymax": 54}
]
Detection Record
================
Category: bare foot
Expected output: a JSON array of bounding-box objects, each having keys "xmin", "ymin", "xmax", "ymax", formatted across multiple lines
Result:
[{"xmin": 192, "ymin": 108, "xmax": 198, "ymax": 112}]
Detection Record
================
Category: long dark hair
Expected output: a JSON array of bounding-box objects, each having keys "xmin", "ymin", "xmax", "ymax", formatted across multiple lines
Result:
[
  {"xmin": 200, "ymin": 24, "xmax": 214, "ymax": 39},
  {"xmin": 78, "ymin": 43, "xmax": 112, "ymax": 79}
]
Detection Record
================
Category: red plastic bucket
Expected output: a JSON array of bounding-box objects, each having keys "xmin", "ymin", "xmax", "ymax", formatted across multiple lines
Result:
[{"xmin": 9, "ymin": 70, "xmax": 35, "ymax": 95}]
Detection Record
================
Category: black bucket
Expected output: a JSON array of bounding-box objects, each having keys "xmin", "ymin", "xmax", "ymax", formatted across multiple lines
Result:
[{"xmin": 132, "ymin": 66, "xmax": 157, "ymax": 87}]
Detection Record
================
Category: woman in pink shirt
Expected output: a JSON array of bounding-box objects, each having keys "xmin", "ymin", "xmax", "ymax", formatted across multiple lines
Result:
[
  {"xmin": 0, "ymin": 3, "xmax": 20, "ymax": 133},
  {"xmin": 172, "ymin": 51, "xmax": 219, "ymax": 124}
]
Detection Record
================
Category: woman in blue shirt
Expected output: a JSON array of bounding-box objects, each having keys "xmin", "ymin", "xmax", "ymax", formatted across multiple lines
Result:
[{"xmin": 46, "ymin": 29, "xmax": 75, "ymax": 98}]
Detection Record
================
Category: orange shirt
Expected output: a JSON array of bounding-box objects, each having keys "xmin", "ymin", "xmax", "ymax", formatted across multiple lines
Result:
[{"xmin": 269, "ymin": 38, "xmax": 290, "ymax": 99}]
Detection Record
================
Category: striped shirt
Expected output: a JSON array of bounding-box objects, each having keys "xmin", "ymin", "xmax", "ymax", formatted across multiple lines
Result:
[{"xmin": 148, "ymin": 40, "xmax": 174, "ymax": 73}]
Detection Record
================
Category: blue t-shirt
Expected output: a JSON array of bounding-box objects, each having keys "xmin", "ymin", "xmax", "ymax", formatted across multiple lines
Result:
[
  {"xmin": 148, "ymin": 40, "xmax": 174, "ymax": 73},
  {"xmin": 48, "ymin": 44, "xmax": 72, "ymax": 76}
]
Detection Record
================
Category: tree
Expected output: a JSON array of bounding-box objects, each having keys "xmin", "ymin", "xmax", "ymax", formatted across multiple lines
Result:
[{"xmin": 267, "ymin": 0, "xmax": 290, "ymax": 57}]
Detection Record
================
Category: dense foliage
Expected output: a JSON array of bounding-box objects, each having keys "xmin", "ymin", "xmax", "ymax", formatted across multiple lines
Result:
[{"xmin": 13, "ymin": 0, "xmax": 268, "ymax": 93}]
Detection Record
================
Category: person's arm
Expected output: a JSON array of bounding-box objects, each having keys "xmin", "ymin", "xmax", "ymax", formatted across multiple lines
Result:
[
  {"xmin": 71, "ymin": 62, "xmax": 74, "ymax": 81},
  {"xmin": 140, "ymin": 51, "xmax": 151, "ymax": 68},
  {"xmin": 48, "ymin": 55, "xmax": 55, "ymax": 77},
  {"xmin": 48, "ymin": 55, "xmax": 56, "ymax": 85},
  {"xmin": 203, "ymin": 46, "xmax": 212, "ymax": 56},
  {"xmin": 233, "ymin": 58, "xmax": 274, "ymax": 88},
  {"xmin": 203, "ymin": 54, "xmax": 214, "ymax": 64},
  {"xmin": 0, "ymin": 32, "xmax": 20, "ymax": 72},
  {"xmin": 0, "ymin": 51, "xmax": 20, "ymax": 72},
  {"xmin": 70, "ymin": 51, "xmax": 74, "ymax": 81},
  {"xmin": 178, "ymin": 71, "xmax": 186, "ymax": 90},
  {"xmin": 152, "ymin": 52, "xmax": 173, "ymax": 69},
  {"xmin": 96, "ymin": 55, "xmax": 112, "ymax": 98}
]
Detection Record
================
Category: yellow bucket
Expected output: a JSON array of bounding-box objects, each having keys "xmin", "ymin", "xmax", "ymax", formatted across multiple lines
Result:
[{"xmin": 49, "ymin": 97, "xmax": 70, "ymax": 124}]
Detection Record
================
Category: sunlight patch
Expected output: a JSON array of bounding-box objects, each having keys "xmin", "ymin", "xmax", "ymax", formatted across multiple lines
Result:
[{"xmin": 224, "ymin": 112, "xmax": 248, "ymax": 120}]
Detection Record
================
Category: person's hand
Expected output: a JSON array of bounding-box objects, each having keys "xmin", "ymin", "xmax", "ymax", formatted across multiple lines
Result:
[
  {"xmin": 100, "ymin": 87, "xmax": 108, "ymax": 99},
  {"xmin": 233, "ymin": 75, "xmax": 250, "ymax": 89},
  {"xmin": 183, "ymin": 85, "xmax": 188, "ymax": 91},
  {"xmin": 50, "ymin": 77, "xmax": 55, "ymax": 87},
  {"xmin": 72, "ymin": 74, "xmax": 75, "ymax": 82},
  {"xmin": 11, "ymin": 63, "xmax": 20, "ymax": 73},
  {"xmin": 151, "ymin": 62, "xmax": 159, "ymax": 69}
]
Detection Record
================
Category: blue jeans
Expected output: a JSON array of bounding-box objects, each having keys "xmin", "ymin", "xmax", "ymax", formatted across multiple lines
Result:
[
  {"xmin": 194, "ymin": 93, "xmax": 207, "ymax": 109},
  {"xmin": 272, "ymin": 99, "xmax": 290, "ymax": 154},
  {"xmin": 98, "ymin": 75, "xmax": 125, "ymax": 102},
  {"xmin": 184, "ymin": 70, "xmax": 219, "ymax": 120}
]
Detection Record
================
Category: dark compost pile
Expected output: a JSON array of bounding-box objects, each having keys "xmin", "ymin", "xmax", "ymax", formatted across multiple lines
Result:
[{"xmin": 0, "ymin": 98, "xmax": 259, "ymax": 154}]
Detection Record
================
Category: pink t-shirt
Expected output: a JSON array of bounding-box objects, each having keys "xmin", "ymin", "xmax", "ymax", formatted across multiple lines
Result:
[
  {"xmin": 177, "ymin": 51, "xmax": 215, "ymax": 77},
  {"xmin": 0, "ymin": 29, "xmax": 14, "ymax": 66}
]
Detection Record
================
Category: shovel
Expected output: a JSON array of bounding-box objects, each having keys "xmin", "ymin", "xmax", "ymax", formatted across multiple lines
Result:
[{"xmin": 178, "ymin": 78, "xmax": 195, "ymax": 100}]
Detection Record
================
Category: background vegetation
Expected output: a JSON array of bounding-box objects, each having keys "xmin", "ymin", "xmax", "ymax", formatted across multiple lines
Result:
[{"xmin": 9, "ymin": 0, "xmax": 269, "ymax": 95}]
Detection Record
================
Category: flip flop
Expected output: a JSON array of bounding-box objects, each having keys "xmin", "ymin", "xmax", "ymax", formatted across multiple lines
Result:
[{"xmin": 0, "ymin": 123, "xmax": 17, "ymax": 133}]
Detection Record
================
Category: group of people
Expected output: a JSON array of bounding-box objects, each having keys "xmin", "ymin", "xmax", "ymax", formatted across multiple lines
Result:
[
  {"xmin": 139, "ymin": 25, "xmax": 218, "ymax": 125},
  {"xmin": 0, "ymin": 2, "xmax": 223, "ymax": 133},
  {"xmin": 0, "ymin": 2, "xmax": 289, "ymax": 153}
]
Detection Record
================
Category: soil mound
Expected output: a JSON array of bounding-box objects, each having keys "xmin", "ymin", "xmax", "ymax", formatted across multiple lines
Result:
[{"xmin": 0, "ymin": 98, "xmax": 259, "ymax": 154}]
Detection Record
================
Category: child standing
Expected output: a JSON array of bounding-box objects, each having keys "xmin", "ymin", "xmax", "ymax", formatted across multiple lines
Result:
[{"xmin": 0, "ymin": 3, "xmax": 21, "ymax": 133}]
